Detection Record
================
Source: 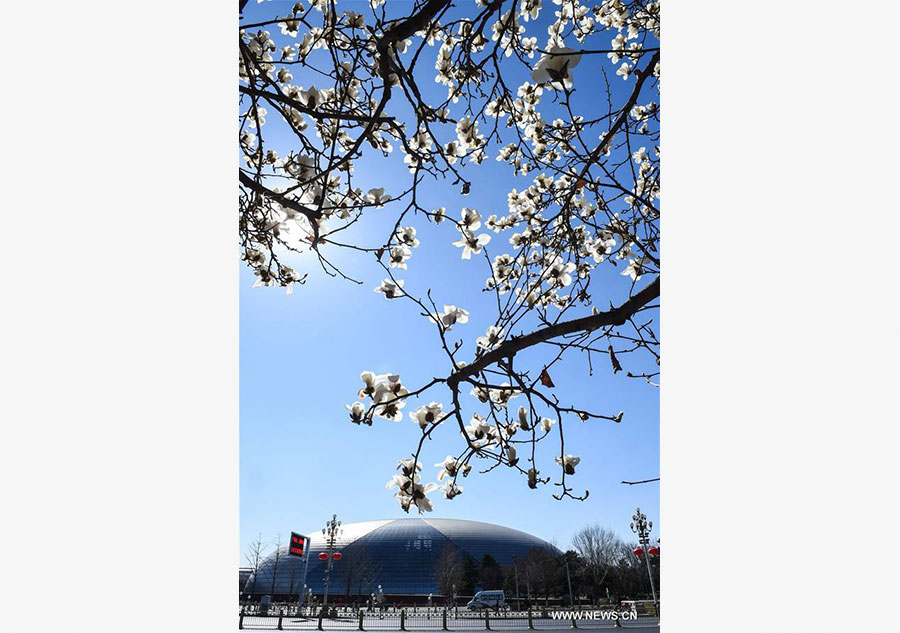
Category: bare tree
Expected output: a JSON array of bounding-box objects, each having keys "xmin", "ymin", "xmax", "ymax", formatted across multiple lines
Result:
[
  {"xmin": 522, "ymin": 547, "xmax": 557, "ymax": 607},
  {"xmin": 343, "ymin": 543, "xmax": 384, "ymax": 602},
  {"xmin": 259, "ymin": 535, "xmax": 286, "ymax": 597},
  {"xmin": 572, "ymin": 525, "xmax": 622, "ymax": 603},
  {"xmin": 434, "ymin": 544, "xmax": 464, "ymax": 605},
  {"xmin": 240, "ymin": 0, "xmax": 661, "ymax": 512},
  {"xmin": 244, "ymin": 533, "xmax": 270, "ymax": 600},
  {"xmin": 480, "ymin": 554, "xmax": 503, "ymax": 590}
]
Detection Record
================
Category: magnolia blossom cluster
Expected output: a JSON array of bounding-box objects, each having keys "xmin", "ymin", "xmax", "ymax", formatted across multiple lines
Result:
[
  {"xmin": 242, "ymin": 0, "xmax": 660, "ymax": 511},
  {"xmin": 241, "ymin": 0, "xmax": 659, "ymax": 296},
  {"xmin": 430, "ymin": 305, "xmax": 470, "ymax": 330},
  {"xmin": 346, "ymin": 371, "xmax": 409, "ymax": 423},
  {"xmin": 555, "ymin": 454, "xmax": 582, "ymax": 475},
  {"xmin": 386, "ymin": 455, "xmax": 468, "ymax": 513},
  {"xmin": 470, "ymin": 382, "xmax": 521, "ymax": 408},
  {"xmin": 386, "ymin": 458, "xmax": 438, "ymax": 514},
  {"xmin": 450, "ymin": 208, "xmax": 492, "ymax": 260}
]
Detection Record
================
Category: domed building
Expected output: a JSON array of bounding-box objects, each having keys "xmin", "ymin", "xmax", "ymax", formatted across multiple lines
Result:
[{"xmin": 247, "ymin": 518, "xmax": 559, "ymax": 602}]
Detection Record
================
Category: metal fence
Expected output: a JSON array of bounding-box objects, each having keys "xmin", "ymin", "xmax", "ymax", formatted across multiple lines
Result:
[{"xmin": 238, "ymin": 608, "xmax": 659, "ymax": 630}]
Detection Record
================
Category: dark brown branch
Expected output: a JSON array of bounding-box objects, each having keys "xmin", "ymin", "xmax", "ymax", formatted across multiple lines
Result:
[
  {"xmin": 239, "ymin": 86, "xmax": 395, "ymax": 124},
  {"xmin": 238, "ymin": 170, "xmax": 323, "ymax": 243},
  {"xmin": 448, "ymin": 277, "xmax": 660, "ymax": 385},
  {"xmin": 586, "ymin": 51, "xmax": 660, "ymax": 166},
  {"xmin": 621, "ymin": 478, "xmax": 660, "ymax": 485},
  {"xmin": 375, "ymin": 0, "xmax": 451, "ymax": 79}
]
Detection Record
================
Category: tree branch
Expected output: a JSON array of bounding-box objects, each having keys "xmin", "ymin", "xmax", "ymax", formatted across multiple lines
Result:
[
  {"xmin": 375, "ymin": 0, "xmax": 452, "ymax": 79},
  {"xmin": 448, "ymin": 277, "xmax": 660, "ymax": 385},
  {"xmin": 621, "ymin": 477, "xmax": 660, "ymax": 485},
  {"xmin": 239, "ymin": 85, "xmax": 395, "ymax": 124},
  {"xmin": 238, "ymin": 170, "xmax": 323, "ymax": 243}
]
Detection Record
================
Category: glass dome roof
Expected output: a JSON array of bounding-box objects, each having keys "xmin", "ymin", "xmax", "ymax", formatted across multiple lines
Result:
[{"xmin": 249, "ymin": 518, "xmax": 558, "ymax": 598}]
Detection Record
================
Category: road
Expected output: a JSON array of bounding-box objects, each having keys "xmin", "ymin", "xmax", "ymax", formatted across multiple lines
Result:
[{"xmin": 238, "ymin": 613, "xmax": 661, "ymax": 631}]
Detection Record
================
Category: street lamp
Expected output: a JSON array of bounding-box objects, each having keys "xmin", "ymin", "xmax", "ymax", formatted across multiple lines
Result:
[
  {"xmin": 451, "ymin": 583, "xmax": 457, "ymax": 616},
  {"xmin": 321, "ymin": 514, "xmax": 343, "ymax": 610},
  {"xmin": 630, "ymin": 507, "xmax": 659, "ymax": 619},
  {"xmin": 564, "ymin": 556, "xmax": 575, "ymax": 607},
  {"xmin": 512, "ymin": 555, "xmax": 521, "ymax": 611}
]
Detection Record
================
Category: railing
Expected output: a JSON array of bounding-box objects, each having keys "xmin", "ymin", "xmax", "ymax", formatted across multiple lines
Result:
[{"xmin": 238, "ymin": 607, "xmax": 660, "ymax": 631}]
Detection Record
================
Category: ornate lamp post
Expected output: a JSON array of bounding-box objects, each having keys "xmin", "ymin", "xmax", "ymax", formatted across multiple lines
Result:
[
  {"xmin": 630, "ymin": 508, "xmax": 659, "ymax": 619},
  {"xmin": 321, "ymin": 514, "xmax": 343, "ymax": 609},
  {"xmin": 451, "ymin": 583, "xmax": 457, "ymax": 615},
  {"xmin": 512, "ymin": 555, "xmax": 521, "ymax": 610}
]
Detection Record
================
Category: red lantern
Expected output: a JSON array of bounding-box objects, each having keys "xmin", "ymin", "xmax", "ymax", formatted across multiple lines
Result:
[
  {"xmin": 648, "ymin": 546, "xmax": 659, "ymax": 557},
  {"xmin": 633, "ymin": 547, "xmax": 644, "ymax": 557},
  {"xmin": 318, "ymin": 552, "xmax": 329, "ymax": 561},
  {"xmin": 332, "ymin": 552, "xmax": 343, "ymax": 561}
]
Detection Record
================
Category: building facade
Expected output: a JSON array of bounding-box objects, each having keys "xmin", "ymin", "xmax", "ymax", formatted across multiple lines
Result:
[{"xmin": 246, "ymin": 518, "xmax": 559, "ymax": 602}]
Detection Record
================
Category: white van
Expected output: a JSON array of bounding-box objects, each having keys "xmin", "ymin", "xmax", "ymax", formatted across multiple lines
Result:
[{"xmin": 466, "ymin": 590, "xmax": 506, "ymax": 610}]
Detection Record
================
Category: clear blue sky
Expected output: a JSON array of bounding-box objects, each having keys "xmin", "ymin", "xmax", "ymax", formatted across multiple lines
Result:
[{"xmin": 240, "ymin": 0, "xmax": 660, "ymax": 561}]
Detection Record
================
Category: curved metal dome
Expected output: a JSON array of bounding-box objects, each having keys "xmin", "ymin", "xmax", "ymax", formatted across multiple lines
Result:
[{"xmin": 249, "ymin": 518, "xmax": 558, "ymax": 598}]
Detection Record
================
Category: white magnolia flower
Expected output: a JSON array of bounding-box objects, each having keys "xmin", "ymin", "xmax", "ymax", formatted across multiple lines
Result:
[
  {"xmin": 455, "ymin": 117, "xmax": 483, "ymax": 149},
  {"xmin": 485, "ymin": 99, "xmax": 507, "ymax": 118},
  {"xmin": 395, "ymin": 481, "xmax": 438, "ymax": 513},
  {"xmin": 282, "ymin": 267, "xmax": 303, "ymax": 295},
  {"xmin": 470, "ymin": 385, "xmax": 491, "ymax": 403},
  {"xmin": 298, "ymin": 85, "xmax": 322, "ymax": 108},
  {"xmin": 410, "ymin": 402, "xmax": 444, "ymax": 429},
  {"xmin": 358, "ymin": 371, "xmax": 379, "ymax": 399},
  {"xmin": 476, "ymin": 325, "xmax": 504, "ymax": 350},
  {"xmin": 432, "ymin": 206, "xmax": 446, "ymax": 224},
  {"xmin": 359, "ymin": 372, "xmax": 407, "ymax": 410},
  {"xmin": 530, "ymin": 47, "xmax": 583, "ymax": 89},
  {"xmin": 345, "ymin": 11, "xmax": 365, "ymax": 28},
  {"xmin": 247, "ymin": 105, "xmax": 267, "ymax": 128},
  {"xmin": 431, "ymin": 305, "xmax": 470, "ymax": 330},
  {"xmin": 376, "ymin": 400, "xmax": 406, "ymax": 422},
  {"xmin": 434, "ymin": 455, "xmax": 465, "ymax": 481},
  {"xmin": 461, "ymin": 207, "xmax": 482, "ymax": 231},
  {"xmin": 440, "ymin": 481, "xmax": 463, "ymax": 499},
  {"xmin": 545, "ymin": 256, "xmax": 577, "ymax": 287},
  {"xmin": 555, "ymin": 454, "xmax": 581, "ymax": 475},
  {"xmin": 396, "ymin": 457, "xmax": 422, "ymax": 477},
  {"xmin": 505, "ymin": 445, "xmax": 519, "ymax": 467},
  {"xmin": 373, "ymin": 373, "xmax": 408, "ymax": 405},
  {"xmin": 386, "ymin": 472, "xmax": 418, "ymax": 491},
  {"xmin": 346, "ymin": 401, "xmax": 370, "ymax": 425},
  {"xmin": 540, "ymin": 417, "xmax": 556, "ymax": 432},
  {"xmin": 520, "ymin": 0, "xmax": 542, "ymax": 21},
  {"xmin": 587, "ymin": 233, "xmax": 616, "ymax": 263},
  {"xmin": 616, "ymin": 62, "xmax": 632, "ymax": 80},
  {"xmin": 489, "ymin": 383, "xmax": 519, "ymax": 407},
  {"xmin": 388, "ymin": 245, "xmax": 412, "ymax": 269},
  {"xmin": 453, "ymin": 228, "xmax": 491, "ymax": 259},
  {"xmin": 367, "ymin": 187, "xmax": 390, "ymax": 207},
  {"xmin": 520, "ymin": 35, "xmax": 538, "ymax": 56},
  {"xmin": 632, "ymin": 147, "xmax": 649, "ymax": 164},
  {"xmin": 276, "ymin": 67, "xmax": 293, "ymax": 84},
  {"xmin": 517, "ymin": 406, "xmax": 531, "ymax": 430},
  {"xmin": 463, "ymin": 414, "xmax": 496, "ymax": 444},
  {"xmin": 443, "ymin": 140, "xmax": 465, "ymax": 163},
  {"xmin": 621, "ymin": 257, "xmax": 645, "ymax": 281},
  {"xmin": 374, "ymin": 278, "xmax": 404, "ymax": 299},
  {"xmin": 396, "ymin": 226, "xmax": 419, "ymax": 248},
  {"xmin": 528, "ymin": 468, "xmax": 539, "ymax": 489},
  {"xmin": 389, "ymin": 460, "xmax": 437, "ymax": 513}
]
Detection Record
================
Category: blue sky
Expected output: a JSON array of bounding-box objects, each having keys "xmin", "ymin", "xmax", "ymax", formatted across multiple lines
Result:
[{"xmin": 240, "ymin": 0, "xmax": 659, "ymax": 559}]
